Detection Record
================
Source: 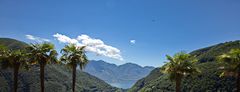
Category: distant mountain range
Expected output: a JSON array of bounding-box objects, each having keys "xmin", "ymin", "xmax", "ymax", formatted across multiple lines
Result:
[{"xmin": 84, "ymin": 60, "xmax": 155, "ymax": 89}]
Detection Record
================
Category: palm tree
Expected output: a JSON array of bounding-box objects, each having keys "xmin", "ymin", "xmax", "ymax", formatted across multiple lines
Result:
[
  {"xmin": 161, "ymin": 52, "xmax": 199, "ymax": 92},
  {"xmin": 28, "ymin": 43, "xmax": 58, "ymax": 92},
  {"xmin": 60, "ymin": 44, "xmax": 88, "ymax": 92},
  {"xmin": 0, "ymin": 47, "xmax": 29, "ymax": 92},
  {"xmin": 218, "ymin": 49, "xmax": 240, "ymax": 92}
]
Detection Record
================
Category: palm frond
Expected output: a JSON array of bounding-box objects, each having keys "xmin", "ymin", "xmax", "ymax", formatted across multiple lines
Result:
[
  {"xmin": 162, "ymin": 52, "xmax": 199, "ymax": 81},
  {"xmin": 28, "ymin": 43, "xmax": 58, "ymax": 65},
  {"xmin": 217, "ymin": 49, "xmax": 240, "ymax": 77},
  {"xmin": 60, "ymin": 45, "xmax": 89, "ymax": 70}
]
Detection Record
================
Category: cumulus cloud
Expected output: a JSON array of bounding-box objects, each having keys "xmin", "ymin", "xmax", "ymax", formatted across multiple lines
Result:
[
  {"xmin": 130, "ymin": 40, "xmax": 136, "ymax": 44},
  {"xmin": 53, "ymin": 33, "xmax": 78, "ymax": 44},
  {"xmin": 53, "ymin": 33, "xmax": 123, "ymax": 61},
  {"xmin": 26, "ymin": 35, "xmax": 50, "ymax": 42}
]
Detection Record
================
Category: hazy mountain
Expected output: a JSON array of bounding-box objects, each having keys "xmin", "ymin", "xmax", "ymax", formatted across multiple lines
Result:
[
  {"xmin": 0, "ymin": 38, "xmax": 122, "ymax": 92},
  {"xmin": 84, "ymin": 60, "xmax": 155, "ymax": 89},
  {"xmin": 129, "ymin": 40, "xmax": 240, "ymax": 92}
]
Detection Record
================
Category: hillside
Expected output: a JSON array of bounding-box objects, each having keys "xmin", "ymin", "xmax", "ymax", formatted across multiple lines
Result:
[
  {"xmin": 129, "ymin": 40, "xmax": 240, "ymax": 92},
  {"xmin": 190, "ymin": 40, "xmax": 240, "ymax": 62},
  {"xmin": 84, "ymin": 60, "xmax": 154, "ymax": 89},
  {"xmin": 0, "ymin": 38, "xmax": 121, "ymax": 92},
  {"xmin": 0, "ymin": 38, "xmax": 28, "ymax": 50}
]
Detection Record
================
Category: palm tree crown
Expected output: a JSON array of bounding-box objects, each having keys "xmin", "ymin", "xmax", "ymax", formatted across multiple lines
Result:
[
  {"xmin": 161, "ymin": 52, "xmax": 199, "ymax": 92},
  {"xmin": 162, "ymin": 52, "xmax": 199, "ymax": 80},
  {"xmin": 60, "ymin": 44, "xmax": 88, "ymax": 70},
  {"xmin": 28, "ymin": 43, "xmax": 58, "ymax": 65},
  {"xmin": 0, "ymin": 49, "xmax": 29, "ymax": 69},
  {"xmin": 60, "ymin": 44, "xmax": 88, "ymax": 92},
  {"xmin": 0, "ymin": 46, "xmax": 29, "ymax": 92},
  {"xmin": 28, "ymin": 43, "xmax": 58, "ymax": 92},
  {"xmin": 218, "ymin": 49, "xmax": 240, "ymax": 77},
  {"xmin": 218, "ymin": 49, "xmax": 240, "ymax": 92}
]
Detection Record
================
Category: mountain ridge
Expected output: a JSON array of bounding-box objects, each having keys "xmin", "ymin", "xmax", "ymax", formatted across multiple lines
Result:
[{"xmin": 84, "ymin": 60, "xmax": 155, "ymax": 89}]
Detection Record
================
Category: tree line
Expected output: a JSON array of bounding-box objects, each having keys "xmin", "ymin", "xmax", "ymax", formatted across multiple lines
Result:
[
  {"xmin": 0, "ymin": 42, "xmax": 240, "ymax": 92},
  {"xmin": 161, "ymin": 49, "xmax": 240, "ymax": 92},
  {"xmin": 0, "ymin": 43, "xmax": 88, "ymax": 92}
]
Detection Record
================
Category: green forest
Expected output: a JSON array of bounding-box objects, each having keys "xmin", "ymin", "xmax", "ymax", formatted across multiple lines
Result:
[{"xmin": 1, "ymin": 38, "xmax": 240, "ymax": 92}]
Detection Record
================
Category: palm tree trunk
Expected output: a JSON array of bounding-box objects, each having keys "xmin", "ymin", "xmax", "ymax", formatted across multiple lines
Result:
[
  {"xmin": 237, "ymin": 72, "xmax": 240, "ymax": 92},
  {"xmin": 176, "ymin": 78, "xmax": 181, "ymax": 92},
  {"xmin": 40, "ymin": 64, "xmax": 45, "ymax": 92},
  {"xmin": 72, "ymin": 64, "xmax": 77, "ymax": 92},
  {"xmin": 13, "ymin": 63, "xmax": 20, "ymax": 92}
]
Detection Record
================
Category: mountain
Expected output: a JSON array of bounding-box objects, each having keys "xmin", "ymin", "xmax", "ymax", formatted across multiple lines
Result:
[
  {"xmin": 190, "ymin": 40, "xmax": 240, "ymax": 62},
  {"xmin": 129, "ymin": 40, "xmax": 240, "ymax": 92},
  {"xmin": 0, "ymin": 38, "xmax": 28, "ymax": 50},
  {"xmin": 84, "ymin": 60, "xmax": 155, "ymax": 89},
  {"xmin": 0, "ymin": 38, "xmax": 122, "ymax": 92}
]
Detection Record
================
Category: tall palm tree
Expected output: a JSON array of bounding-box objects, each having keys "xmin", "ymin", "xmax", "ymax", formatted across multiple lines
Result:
[
  {"xmin": 0, "ymin": 47, "xmax": 29, "ymax": 92},
  {"xmin": 218, "ymin": 49, "xmax": 240, "ymax": 92},
  {"xmin": 161, "ymin": 52, "xmax": 199, "ymax": 92},
  {"xmin": 28, "ymin": 43, "xmax": 58, "ymax": 92},
  {"xmin": 60, "ymin": 44, "xmax": 88, "ymax": 92}
]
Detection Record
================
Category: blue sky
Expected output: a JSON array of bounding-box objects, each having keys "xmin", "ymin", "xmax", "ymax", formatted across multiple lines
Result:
[{"xmin": 0, "ymin": 0, "xmax": 240, "ymax": 67}]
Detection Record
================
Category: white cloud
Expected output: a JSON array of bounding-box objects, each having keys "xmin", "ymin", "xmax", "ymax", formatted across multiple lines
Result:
[
  {"xmin": 53, "ymin": 33, "xmax": 78, "ymax": 44},
  {"xmin": 26, "ymin": 35, "xmax": 50, "ymax": 42},
  {"xmin": 130, "ymin": 40, "xmax": 136, "ymax": 44},
  {"xmin": 53, "ymin": 33, "xmax": 123, "ymax": 61}
]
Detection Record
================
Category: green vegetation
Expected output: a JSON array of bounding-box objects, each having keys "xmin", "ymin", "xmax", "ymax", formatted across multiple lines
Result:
[
  {"xmin": 0, "ymin": 38, "xmax": 121, "ymax": 92},
  {"xmin": 0, "ymin": 38, "xmax": 28, "ymax": 50},
  {"xmin": 27, "ymin": 43, "xmax": 58, "ymax": 92},
  {"xmin": 218, "ymin": 49, "xmax": 240, "ymax": 92},
  {"xmin": 60, "ymin": 44, "xmax": 88, "ymax": 92},
  {"xmin": 161, "ymin": 52, "xmax": 199, "ymax": 92},
  {"xmin": 1, "ymin": 37, "xmax": 240, "ymax": 92},
  {"xmin": 0, "ymin": 46, "xmax": 29, "ymax": 92},
  {"xmin": 190, "ymin": 40, "xmax": 240, "ymax": 62},
  {"xmin": 129, "ymin": 40, "xmax": 240, "ymax": 92}
]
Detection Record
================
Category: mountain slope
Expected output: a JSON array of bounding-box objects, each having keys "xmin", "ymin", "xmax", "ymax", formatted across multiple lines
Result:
[
  {"xmin": 0, "ymin": 38, "xmax": 28, "ymax": 50},
  {"xmin": 84, "ymin": 60, "xmax": 155, "ymax": 89},
  {"xmin": 0, "ymin": 38, "xmax": 121, "ymax": 92},
  {"xmin": 129, "ymin": 40, "xmax": 240, "ymax": 92},
  {"xmin": 190, "ymin": 40, "xmax": 240, "ymax": 62}
]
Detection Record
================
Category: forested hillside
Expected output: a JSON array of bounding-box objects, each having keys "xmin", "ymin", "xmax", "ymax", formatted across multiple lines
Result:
[{"xmin": 129, "ymin": 40, "xmax": 240, "ymax": 92}]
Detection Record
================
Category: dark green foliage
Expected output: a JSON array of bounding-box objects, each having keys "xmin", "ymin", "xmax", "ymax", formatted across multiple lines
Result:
[
  {"xmin": 60, "ymin": 45, "xmax": 89, "ymax": 92},
  {"xmin": 130, "ymin": 62, "xmax": 236, "ymax": 92},
  {"xmin": 129, "ymin": 40, "xmax": 240, "ymax": 92},
  {"xmin": 128, "ymin": 68, "xmax": 164, "ymax": 92},
  {"xmin": 0, "ymin": 64, "xmax": 121, "ymax": 92},
  {"xmin": 0, "ymin": 38, "xmax": 122, "ymax": 92},
  {"xmin": 190, "ymin": 40, "xmax": 240, "ymax": 62}
]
